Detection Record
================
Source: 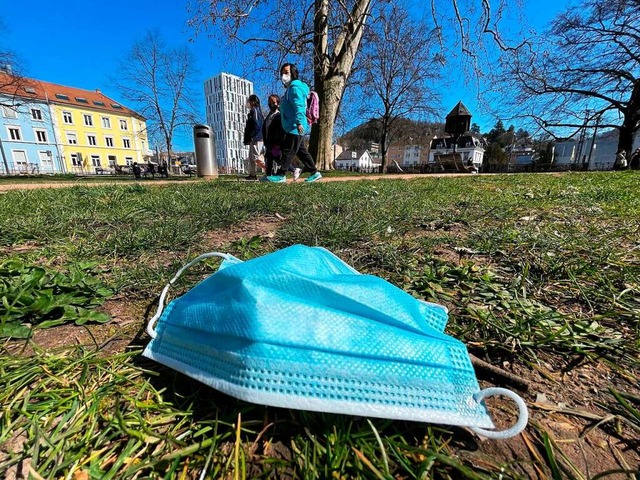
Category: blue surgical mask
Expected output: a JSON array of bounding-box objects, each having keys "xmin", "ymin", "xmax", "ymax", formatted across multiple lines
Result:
[{"xmin": 144, "ymin": 245, "xmax": 527, "ymax": 439}]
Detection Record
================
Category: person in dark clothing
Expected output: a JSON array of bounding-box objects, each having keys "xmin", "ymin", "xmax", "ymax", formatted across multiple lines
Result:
[
  {"xmin": 266, "ymin": 63, "xmax": 321, "ymax": 183},
  {"xmin": 243, "ymin": 94, "xmax": 264, "ymax": 180},
  {"xmin": 630, "ymin": 148, "xmax": 640, "ymax": 170},
  {"xmin": 261, "ymin": 94, "xmax": 302, "ymax": 180},
  {"xmin": 132, "ymin": 162, "xmax": 142, "ymax": 179}
]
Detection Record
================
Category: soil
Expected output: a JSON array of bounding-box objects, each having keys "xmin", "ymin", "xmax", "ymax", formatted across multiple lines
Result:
[{"xmin": 0, "ymin": 171, "xmax": 567, "ymax": 192}]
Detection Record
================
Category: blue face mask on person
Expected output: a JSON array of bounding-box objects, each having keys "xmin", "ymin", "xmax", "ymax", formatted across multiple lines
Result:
[{"xmin": 144, "ymin": 245, "xmax": 527, "ymax": 439}]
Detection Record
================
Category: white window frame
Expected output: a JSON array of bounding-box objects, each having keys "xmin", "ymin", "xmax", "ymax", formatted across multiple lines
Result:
[
  {"xmin": 87, "ymin": 134, "xmax": 97, "ymax": 146},
  {"xmin": 12, "ymin": 149, "xmax": 28, "ymax": 168},
  {"xmin": 34, "ymin": 128, "xmax": 48, "ymax": 143},
  {"xmin": 67, "ymin": 132, "xmax": 78, "ymax": 145},
  {"xmin": 2, "ymin": 106, "xmax": 17, "ymax": 118},
  {"xmin": 108, "ymin": 155, "xmax": 117, "ymax": 166},
  {"xmin": 102, "ymin": 117, "xmax": 111, "ymax": 129},
  {"xmin": 7, "ymin": 126, "xmax": 22, "ymax": 141},
  {"xmin": 122, "ymin": 138, "xmax": 131, "ymax": 149},
  {"xmin": 105, "ymin": 136, "xmax": 114, "ymax": 147},
  {"xmin": 38, "ymin": 150, "xmax": 53, "ymax": 167},
  {"xmin": 83, "ymin": 114, "xmax": 93, "ymax": 127},
  {"xmin": 91, "ymin": 155, "xmax": 101, "ymax": 167},
  {"xmin": 124, "ymin": 156, "xmax": 134, "ymax": 166},
  {"xmin": 63, "ymin": 111, "xmax": 73, "ymax": 124},
  {"xmin": 119, "ymin": 119, "xmax": 128, "ymax": 130},
  {"xmin": 31, "ymin": 108, "xmax": 44, "ymax": 121},
  {"xmin": 70, "ymin": 153, "xmax": 82, "ymax": 166}
]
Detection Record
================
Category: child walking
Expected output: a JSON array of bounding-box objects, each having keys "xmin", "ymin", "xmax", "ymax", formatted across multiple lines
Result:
[{"xmin": 243, "ymin": 94, "xmax": 264, "ymax": 180}]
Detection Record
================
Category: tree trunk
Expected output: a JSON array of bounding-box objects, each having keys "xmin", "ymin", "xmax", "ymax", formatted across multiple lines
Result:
[
  {"xmin": 310, "ymin": 76, "xmax": 344, "ymax": 170},
  {"xmin": 309, "ymin": 0, "xmax": 373, "ymax": 170},
  {"xmin": 380, "ymin": 128, "xmax": 388, "ymax": 174},
  {"xmin": 617, "ymin": 79, "xmax": 640, "ymax": 155}
]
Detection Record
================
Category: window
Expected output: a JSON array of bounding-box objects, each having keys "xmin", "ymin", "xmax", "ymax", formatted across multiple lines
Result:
[
  {"xmin": 105, "ymin": 136, "xmax": 114, "ymax": 147},
  {"xmin": 75, "ymin": 97, "xmax": 89, "ymax": 104},
  {"xmin": 123, "ymin": 138, "xmax": 131, "ymax": 149},
  {"xmin": 119, "ymin": 119, "xmax": 128, "ymax": 130},
  {"xmin": 91, "ymin": 155, "xmax": 101, "ymax": 167},
  {"xmin": 35, "ymin": 129, "xmax": 48, "ymax": 143},
  {"xmin": 108, "ymin": 155, "xmax": 117, "ymax": 166},
  {"xmin": 31, "ymin": 109, "xmax": 43, "ymax": 121},
  {"xmin": 70, "ymin": 153, "xmax": 81, "ymax": 166},
  {"xmin": 67, "ymin": 133, "xmax": 78, "ymax": 145},
  {"xmin": 55, "ymin": 93, "xmax": 70, "ymax": 100},
  {"xmin": 7, "ymin": 127, "xmax": 21, "ymax": 141},
  {"xmin": 84, "ymin": 114, "xmax": 93, "ymax": 127},
  {"xmin": 39, "ymin": 151, "xmax": 53, "ymax": 166},
  {"xmin": 63, "ymin": 111, "xmax": 73, "ymax": 124},
  {"xmin": 2, "ymin": 106, "xmax": 17, "ymax": 118},
  {"xmin": 12, "ymin": 150, "xmax": 28, "ymax": 169},
  {"xmin": 24, "ymin": 87, "xmax": 37, "ymax": 94},
  {"xmin": 93, "ymin": 101, "xmax": 106, "ymax": 107},
  {"xmin": 125, "ymin": 156, "xmax": 133, "ymax": 166},
  {"xmin": 87, "ymin": 135, "xmax": 97, "ymax": 146},
  {"xmin": 112, "ymin": 103, "xmax": 123, "ymax": 110},
  {"xmin": 101, "ymin": 117, "xmax": 111, "ymax": 128}
]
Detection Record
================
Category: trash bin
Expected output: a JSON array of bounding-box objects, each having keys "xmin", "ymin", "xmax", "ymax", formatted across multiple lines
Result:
[{"xmin": 193, "ymin": 125, "xmax": 218, "ymax": 179}]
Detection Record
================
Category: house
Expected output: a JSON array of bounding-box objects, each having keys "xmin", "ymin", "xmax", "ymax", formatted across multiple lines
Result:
[
  {"xmin": 553, "ymin": 129, "xmax": 638, "ymax": 170},
  {"xmin": 0, "ymin": 72, "xmax": 148, "ymax": 175},
  {"xmin": 335, "ymin": 150, "xmax": 378, "ymax": 171},
  {"xmin": 428, "ymin": 134, "xmax": 486, "ymax": 170}
]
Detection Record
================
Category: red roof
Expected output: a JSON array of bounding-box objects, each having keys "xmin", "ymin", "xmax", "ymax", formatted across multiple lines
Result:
[{"xmin": 0, "ymin": 73, "xmax": 144, "ymax": 120}]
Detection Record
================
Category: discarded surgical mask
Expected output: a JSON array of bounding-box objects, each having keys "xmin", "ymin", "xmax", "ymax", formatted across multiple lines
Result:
[{"xmin": 144, "ymin": 245, "xmax": 528, "ymax": 439}]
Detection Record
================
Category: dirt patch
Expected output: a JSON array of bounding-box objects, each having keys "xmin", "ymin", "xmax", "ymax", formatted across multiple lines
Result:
[
  {"xmin": 202, "ymin": 214, "xmax": 285, "ymax": 250},
  {"xmin": 3, "ymin": 299, "xmax": 148, "ymax": 357}
]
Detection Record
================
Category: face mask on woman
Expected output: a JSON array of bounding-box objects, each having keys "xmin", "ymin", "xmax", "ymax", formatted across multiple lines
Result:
[
  {"xmin": 281, "ymin": 74, "xmax": 291, "ymax": 86},
  {"xmin": 268, "ymin": 103, "xmax": 278, "ymax": 112}
]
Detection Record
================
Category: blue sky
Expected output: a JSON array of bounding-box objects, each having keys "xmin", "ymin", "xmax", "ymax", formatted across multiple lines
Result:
[{"xmin": 2, "ymin": 0, "xmax": 569, "ymax": 150}]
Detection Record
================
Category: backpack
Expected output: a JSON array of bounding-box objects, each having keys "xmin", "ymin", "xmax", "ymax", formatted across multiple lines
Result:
[{"xmin": 306, "ymin": 90, "xmax": 320, "ymax": 125}]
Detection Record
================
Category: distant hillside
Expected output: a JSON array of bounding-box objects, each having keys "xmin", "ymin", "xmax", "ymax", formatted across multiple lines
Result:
[{"xmin": 339, "ymin": 118, "xmax": 445, "ymax": 150}]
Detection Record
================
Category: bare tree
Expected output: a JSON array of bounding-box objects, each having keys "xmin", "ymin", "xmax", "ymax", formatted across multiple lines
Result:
[
  {"xmin": 189, "ymin": 0, "xmax": 373, "ymax": 170},
  {"xmin": 188, "ymin": 0, "xmax": 528, "ymax": 169},
  {"xmin": 115, "ymin": 32, "xmax": 199, "ymax": 167},
  {"xmin": 359, "ymin": 4, "xmax": 440, "ymax": 172},
  {"xmin": 504, "ymin": 0, "xmax": 640, "ymax": 154}
]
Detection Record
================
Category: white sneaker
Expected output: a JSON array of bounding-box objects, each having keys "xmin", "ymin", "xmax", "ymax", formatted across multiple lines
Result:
[{"xmin": 293, "ymin": 168, "xmax": 302, "ymax": 181}]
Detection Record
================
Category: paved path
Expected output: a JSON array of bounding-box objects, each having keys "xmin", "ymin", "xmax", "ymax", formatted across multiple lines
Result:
[{"xmin": 0, "ymin": 172, "xmax": 563, "ymax": 191}]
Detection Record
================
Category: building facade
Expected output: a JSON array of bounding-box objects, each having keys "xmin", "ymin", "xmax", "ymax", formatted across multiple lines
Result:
[
  {"xmin": 335, "ymin": 150, "xmax": 379, "ymax": 171},
  {"xmin": 204, "ymin": 73, "xmax": 253, "ymax": 173},
  {"xmin": 428, "ymin": 134, "xmax": 485, "ymax": 170},
  {"xmin": 0, "ymin": 94, "xmax": 61, "ymax": 174},
  {"xmin": 0, "ymin": 73, "xmax": 148, "ymax": 174},
  {"xmin": 553, "ymin": 129, "xmax": 640, "ymax": 170}
]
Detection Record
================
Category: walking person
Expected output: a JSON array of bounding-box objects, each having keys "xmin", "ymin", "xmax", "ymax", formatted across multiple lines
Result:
[
  {"xmin": 243, "ymin": 94, "xmax": 264, "ymax": 180},
  {"xmin": 261, "ymin": 94, "xmax": 302, "ymax": 180},
  {"xmin": 630, "ymin": 148, "xmax": 640, "ymax": 170},
  {"xmin": 266, "ymin": 63, "xmax": 322, "ymax": 183},
  {"xmin": 132, "ymin": 162, "xmax": 142, "ymax": 179},
  {"xmin": 614, "ymin": 150, "xmax": 628, "ymax": 170}
]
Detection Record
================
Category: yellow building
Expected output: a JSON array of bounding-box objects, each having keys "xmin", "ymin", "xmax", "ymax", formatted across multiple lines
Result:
[{"xmin": 38, "ymin": 80, "xmax": 148, "ymax": 173}]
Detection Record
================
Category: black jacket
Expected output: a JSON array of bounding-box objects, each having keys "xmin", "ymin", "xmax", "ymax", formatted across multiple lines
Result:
[
  {"xmin": 262, "ymin": 110, "xmax": 286, "ymax": 150},
  {"xmin": 243, "ymin": 107, "xmax": 264, "ymax": 145}
]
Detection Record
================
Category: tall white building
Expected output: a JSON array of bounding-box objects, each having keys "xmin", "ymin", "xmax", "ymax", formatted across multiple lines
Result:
[{"xmin": 204, "ymin": 73, "xmax": 253, "ymax": 173}]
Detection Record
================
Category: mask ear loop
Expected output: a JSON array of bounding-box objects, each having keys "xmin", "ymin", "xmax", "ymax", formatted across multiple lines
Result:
[
  {"xmin": 146, "ymin": 252, "xmax": 238, "ymax": 339},
  {"xmin": 470, "ymin": 387, "xmax": 529, "ymax": 439}
]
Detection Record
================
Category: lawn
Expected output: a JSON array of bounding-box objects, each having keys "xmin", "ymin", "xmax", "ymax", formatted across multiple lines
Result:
[{"xmin": 1, "ymin": 172, "xmax": 638, "ymax": 479}]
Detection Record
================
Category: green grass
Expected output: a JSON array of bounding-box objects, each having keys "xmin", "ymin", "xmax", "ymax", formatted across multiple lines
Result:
[{"xmin": 1, "ymin": 172, "xmax": 639, "ymax": 479}]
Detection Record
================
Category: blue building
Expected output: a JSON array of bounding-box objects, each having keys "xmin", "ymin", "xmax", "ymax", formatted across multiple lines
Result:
[{"xmin": 0, "ymin": 87, "xmax": 64, "ymax": 175}]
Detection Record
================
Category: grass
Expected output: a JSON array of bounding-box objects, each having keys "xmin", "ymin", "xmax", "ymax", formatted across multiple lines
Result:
[{"xmin": 1, "ymin": 171, "xmax": 639, "ymax": 479}]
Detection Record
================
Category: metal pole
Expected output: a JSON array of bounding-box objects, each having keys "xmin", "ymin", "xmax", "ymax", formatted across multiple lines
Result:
[
  {"xmin": 586, "ymin": 115, "xmax": 599, "ymax": 170},
  {"xmin": 0, "ymin": 135, "xmax": 10, "ymax": 174}
]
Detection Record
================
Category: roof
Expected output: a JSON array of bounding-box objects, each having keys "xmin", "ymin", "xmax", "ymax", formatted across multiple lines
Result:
[
  {"xmin": 335, "ymin": 150, "xmax": 369, "ymax": 161},
  {"xmin": 446, "ymin": 101, "xmax": 471, "ymax": 118},
  {"xmin": 0, "ymin": 73, "xmax": 145, "ymax": 120}
]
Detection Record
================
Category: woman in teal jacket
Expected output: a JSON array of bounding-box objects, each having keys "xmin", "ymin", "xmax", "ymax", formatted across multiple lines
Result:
[{"xmin": 266, "ymin": 63, "xmax": 322, "ymax": 183}]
